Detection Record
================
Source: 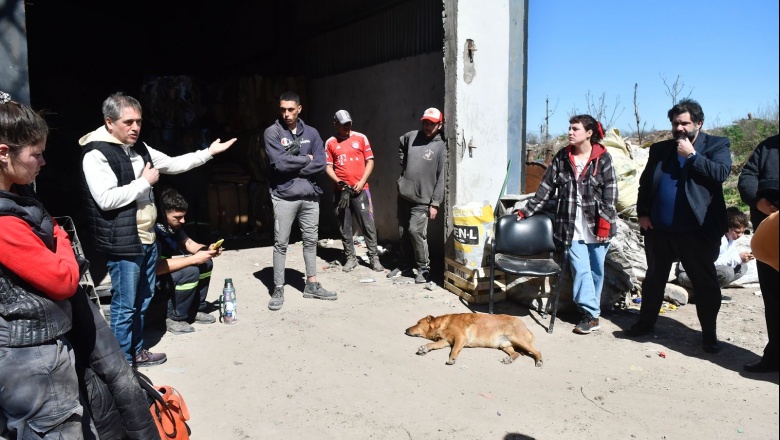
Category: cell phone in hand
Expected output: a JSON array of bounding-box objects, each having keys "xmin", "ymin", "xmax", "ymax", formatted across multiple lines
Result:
[{"xmin": 212, "ymin": 238, "xmax": 225, "ymax": 250}]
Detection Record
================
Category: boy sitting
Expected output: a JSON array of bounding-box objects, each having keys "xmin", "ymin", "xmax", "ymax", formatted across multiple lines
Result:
[{"xmin": 676, "ymin": 206, "xmax": 754, "ymax": 303}]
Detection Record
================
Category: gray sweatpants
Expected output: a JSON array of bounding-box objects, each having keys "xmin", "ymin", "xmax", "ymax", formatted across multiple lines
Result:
[
  {"xmin": 677, "ymin": 263, "xmax": 748, "ymax": 289},
  {"xmin": 271, "ymin": 194, "xmax": 320, "ymax": 286},
  {"xmin": 397, "ymin": 197, "xmax": 430, "ymax": 271}
]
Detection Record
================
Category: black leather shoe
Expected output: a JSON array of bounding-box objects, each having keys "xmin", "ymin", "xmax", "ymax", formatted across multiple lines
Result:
[
  {"xmin": 702, "ymin": 330, "xmax": 720, "ymax": 353},
  {"xmin": 623, "ymin": 322, "xmax": 654, "ymax": 337},
  {"xmin": 702, "ymin": 340, "xmax": 722, "ymax": 353},
  {"xmin": 743, "ymin": 359, "xmax": 780, "ymax": 373}
]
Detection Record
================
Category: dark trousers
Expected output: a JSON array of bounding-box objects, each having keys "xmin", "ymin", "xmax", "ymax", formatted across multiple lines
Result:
[
  {"xmin": 334, "ymin": 189, "xmax": 380, "ymax": 260},
  {"xmin": 397, "ymin": 197, "xmax": 430, "ymax": 270},
  {"xmin": 756, "ymin": 260, "xmax": 779, "ymax": 363},
  {"xmin": 640, "ymin": 229, "xmax": 721, "ymax": 334},
  {"xmin": 157, "ymin": 259, "xmax": 213, "ymax": 322}
]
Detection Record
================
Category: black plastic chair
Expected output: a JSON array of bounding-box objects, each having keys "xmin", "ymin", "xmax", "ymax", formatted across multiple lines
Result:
[{"xmin": 488, "ymin": 214, "xmax": 568, "ymax": 333}]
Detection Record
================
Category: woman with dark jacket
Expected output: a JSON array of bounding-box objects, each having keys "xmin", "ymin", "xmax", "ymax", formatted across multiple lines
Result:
[
  {"xmin": 0, "ymin": 92, "xmax": 159, "ymax": 439},
  {"xmin": 0, "ymin": 91, "xmax": 91, "ymax": 438},
  {"xmin": 516, "ymin": 114, "xmax": 618, "ymax": 335}
]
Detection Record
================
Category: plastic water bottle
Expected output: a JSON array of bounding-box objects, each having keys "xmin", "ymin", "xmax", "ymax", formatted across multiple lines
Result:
[{"xmin": 221, "ymin": 278, "xmax": 237, "ymax": 324}]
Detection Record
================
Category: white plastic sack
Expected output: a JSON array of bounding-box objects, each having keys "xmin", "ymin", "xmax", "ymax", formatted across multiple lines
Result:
[{"xmin": 601, "ymin": 128, "xmax": 645, "ymax": 217}]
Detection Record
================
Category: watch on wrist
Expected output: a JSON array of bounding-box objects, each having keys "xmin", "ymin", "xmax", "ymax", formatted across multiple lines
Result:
[{"xmin": 687, "ymin": 151, "xmax": 695, "ymax": 159}]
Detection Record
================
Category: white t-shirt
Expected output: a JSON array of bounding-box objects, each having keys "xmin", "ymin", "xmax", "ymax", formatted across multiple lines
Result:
[{"xmin": 572, "ymin": 157, "xmax": 598, "ymax": 244}]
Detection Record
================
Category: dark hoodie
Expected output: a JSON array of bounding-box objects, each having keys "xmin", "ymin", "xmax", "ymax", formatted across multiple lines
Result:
[{"xmin": 263, "ymin": 118, "xmax": 326, "ymax": 200}]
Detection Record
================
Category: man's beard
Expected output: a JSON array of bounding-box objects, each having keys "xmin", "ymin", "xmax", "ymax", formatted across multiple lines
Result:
[{"xmin": 675, "ymin": 129, "xmax": 698, "ymax": 141}]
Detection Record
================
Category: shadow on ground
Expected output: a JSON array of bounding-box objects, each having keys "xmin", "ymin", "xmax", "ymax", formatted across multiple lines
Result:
[
  {"xmin": 608, "ymin": 311, "xmax": 779, "ymax": 384},
  {"xmin": 254, "ymin": 267, "xmax": 307, "ymax": 294}
]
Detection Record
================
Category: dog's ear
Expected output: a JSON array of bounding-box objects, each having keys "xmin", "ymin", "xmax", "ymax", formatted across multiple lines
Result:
[{"xmin": 425, "ymin": 315, "xmax": 434, "ymax": 323}]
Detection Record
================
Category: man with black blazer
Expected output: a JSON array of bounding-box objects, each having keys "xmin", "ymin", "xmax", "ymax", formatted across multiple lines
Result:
[{"xmin": 624, "ymin": 99, "xmax": 731, "ymax": 353}]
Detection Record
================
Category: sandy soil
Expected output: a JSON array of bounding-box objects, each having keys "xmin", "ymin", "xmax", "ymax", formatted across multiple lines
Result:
[{"xmin": 139, "ymin": 240, "xmax": 779, "ymax": 440}]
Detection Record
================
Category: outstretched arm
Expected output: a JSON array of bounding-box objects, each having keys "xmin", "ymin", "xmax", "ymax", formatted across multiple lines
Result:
[
  {"xmin": 517, "ymin": 153, "xmax": 561, "ymax": 220},
  {"xmin": 207, "ymin": 137, "xmax": 237, "ymax": 156}
]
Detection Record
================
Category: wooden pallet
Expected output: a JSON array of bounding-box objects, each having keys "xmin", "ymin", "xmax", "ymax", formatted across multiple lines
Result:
[{"xmin": 444, "ymin": 257, "xmax": 506, "ymax": 304}]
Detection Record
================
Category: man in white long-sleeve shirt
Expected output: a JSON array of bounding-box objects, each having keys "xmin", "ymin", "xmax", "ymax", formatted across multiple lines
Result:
[
  {"xmin": 676, "ymin": 206, "xmax": 754, "ymax": 302},
  {"xmin": 79, "ymin": 92, "xmax": 235, "ymax": 367}
]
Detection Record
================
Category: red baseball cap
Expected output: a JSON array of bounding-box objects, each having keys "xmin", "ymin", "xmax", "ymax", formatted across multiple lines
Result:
[{"xmin": 420, "ymin": 107, "xmax": 443, "ymax": 123}]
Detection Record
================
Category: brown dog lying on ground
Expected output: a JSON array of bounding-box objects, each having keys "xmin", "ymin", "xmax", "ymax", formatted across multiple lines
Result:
[{"xmin": 405, "ymin": 313, "xmax": 543, "ymax": 367}]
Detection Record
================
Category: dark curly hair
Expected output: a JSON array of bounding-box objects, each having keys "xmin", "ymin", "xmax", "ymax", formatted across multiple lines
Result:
[
  {"xmin": 159, "ymin": 187, "xmax": 189, "ymax": 213},
  {"xmin": 668, "ymin": 98, "xmax": 704, "ymax": 124}
]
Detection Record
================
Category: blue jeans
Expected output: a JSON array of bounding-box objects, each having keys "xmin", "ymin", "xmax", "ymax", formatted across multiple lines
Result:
[
  {"xmin": 568, "ymin": 240, "xmax": 610, "ymax": 318},
  {"xmin": 0, "ymin": 339, "xmax": 86, "ymax": 439},
  {"xmin": 107, "ymin": 243, "xmax": 158, "ymax": 362}
]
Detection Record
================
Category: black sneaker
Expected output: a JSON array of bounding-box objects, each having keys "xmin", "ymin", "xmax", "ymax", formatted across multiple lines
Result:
[
  {"xmin": 721, "ymin": 295, "xmax": 733, "ymax": 304},
  {"xmin": 303, "ymin": 282, "xmax": 338, "ymax": 300},
  {"xmin": 268, "ymin": 286, "xmax": 284, "ymax": 311},
  {"xmin": 134, "ymin": 349, "xmax": 167, "ymax": 367},
  {"xmin": 702, "ymin": 331, "xmax": 721, "ymax": 353},
  {"xmin": 743, "ymin": 358, "xmax": 780, "ymax": 373},
  {"xmin": 574, "ymin": 315, "xmax": 601, "ymax": 334},
  {"xmin": 415, "ymin": 269, "xmax": 430, "ymax": 284}
]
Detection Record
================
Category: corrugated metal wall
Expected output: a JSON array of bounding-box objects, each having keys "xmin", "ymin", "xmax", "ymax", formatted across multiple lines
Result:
[
  {"xmin": 0, "ymin": 0, "xmax": 31, "ymax": 104},
  {"xmin": 292, "ymin": 0, "xmax": 444, "ymax": 78}
]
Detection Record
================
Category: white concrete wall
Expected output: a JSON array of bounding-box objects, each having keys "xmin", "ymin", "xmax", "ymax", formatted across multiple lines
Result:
[
  {"xmin": 307, "ymin": 53, "xmax": 445, "ymax": 242},
  {"xmin": 451, "ymin": 0, "xmax": 511, "ymax": 207}
]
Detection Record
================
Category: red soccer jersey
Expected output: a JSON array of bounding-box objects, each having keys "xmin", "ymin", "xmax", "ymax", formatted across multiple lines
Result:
[{"xmin": 325, "ymin": 131, "xmax": 375, "ymax": 188}]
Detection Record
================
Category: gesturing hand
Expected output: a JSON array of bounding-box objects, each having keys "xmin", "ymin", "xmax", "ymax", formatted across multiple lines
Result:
[
  {"xmin": 142, "ymin": 162, "xmax": 159, "ymax": 185},
  {"xmin": 208, "ymin": 138, "xmax": 238, "ymax": 156},
  {"xmin": 192, "ymin": 250, "xmax": 216, "ymax": 264}
]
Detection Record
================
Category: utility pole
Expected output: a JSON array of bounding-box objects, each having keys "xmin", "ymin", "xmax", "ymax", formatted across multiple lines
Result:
[{"xmin": 544, "ymin": 96, "xmax": 550, "ymax": 143}]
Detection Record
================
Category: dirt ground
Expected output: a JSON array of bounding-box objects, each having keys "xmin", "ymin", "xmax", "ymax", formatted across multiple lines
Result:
[{"xmin": 138, "ymin": 239, "xmax": 779, "ymax": 440}]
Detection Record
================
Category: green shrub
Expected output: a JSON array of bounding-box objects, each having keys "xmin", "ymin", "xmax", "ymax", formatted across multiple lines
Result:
[{"xmin": 713, "ymin": 117, "xmax": 779, "ymax": 174}]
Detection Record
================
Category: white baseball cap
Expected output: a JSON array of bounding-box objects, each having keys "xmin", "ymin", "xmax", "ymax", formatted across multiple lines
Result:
[{"xmin": 420, "ymin": 107, "xmax": 443, "ymax": 123}]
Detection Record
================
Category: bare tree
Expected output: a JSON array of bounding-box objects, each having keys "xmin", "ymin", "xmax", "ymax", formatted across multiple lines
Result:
[
  {"xmin": 633, "ymin": 83, "xmax": 648, "ymax": 145},
  {"xmin": 659, "ymin": 73, "xmax": 694, "ymax": 106},
  {"xmin": 585, "ymin": 90, "xmax": 624, "ymax": 129}
]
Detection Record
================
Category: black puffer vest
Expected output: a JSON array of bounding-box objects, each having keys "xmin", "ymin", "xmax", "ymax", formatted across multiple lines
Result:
[
  {"xmin": 0, "ymin": 186, "xmax": 73, "ymax": 347},
  {"xmin": 80, "ymin": 141, "xmax": 152, "ymax": 256}
]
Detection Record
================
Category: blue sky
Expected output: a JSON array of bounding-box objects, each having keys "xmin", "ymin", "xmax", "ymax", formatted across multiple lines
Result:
[{"xmin": 525, "ymin": 0, "xmax": 780, "ymax": 138}]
